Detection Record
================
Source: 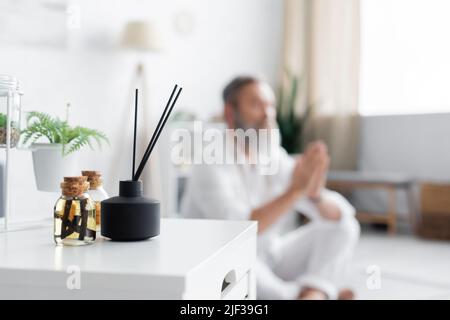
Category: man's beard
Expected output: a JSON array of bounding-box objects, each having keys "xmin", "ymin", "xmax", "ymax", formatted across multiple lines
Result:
[
  {"xmin": 232, "ymin": 110, "xmax": 279, "ymax": 155},
  {"xmin": 232, "ymin": 109, "xmax": 271, "ymax": 131}
]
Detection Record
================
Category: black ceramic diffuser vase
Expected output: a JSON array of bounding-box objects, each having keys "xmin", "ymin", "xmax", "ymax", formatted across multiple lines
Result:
[
  {"xmin": 101, "ymin": 85, "xmax": 182, "ymax": 241},
  {"xmin": 101, "ymin": 180, "xmax": 160, "ymax": 241}
]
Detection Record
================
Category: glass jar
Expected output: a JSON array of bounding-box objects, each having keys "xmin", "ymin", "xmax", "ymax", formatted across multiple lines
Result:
[
  {"xmin": 82, "ymin": 171, "xmax": 108, "ymax": 232},
  {"xmin": 0, "ymin": 75, "xmax": 22, "ymax": 148},
  {"xmin": 54, "ymin": 176, "xmax": 96, "ymax": 246}
]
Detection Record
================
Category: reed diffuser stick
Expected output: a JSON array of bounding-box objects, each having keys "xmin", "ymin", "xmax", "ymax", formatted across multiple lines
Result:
[
  {"xmin": 133, "ymin": 86, "xmax": 182, "ymax": 181},
  {"xmin": 135, "ymin": 84, "xmax": 177, "ymax": 177},
  {"xmin": 132, "ymin": 89, "xmax": 139, "ymax": 178},
  {"xmin": 138, "ymin": 86, "xmax": 180, "ymax": 169}
]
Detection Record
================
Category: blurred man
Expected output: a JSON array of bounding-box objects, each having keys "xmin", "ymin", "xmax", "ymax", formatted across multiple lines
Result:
[{"xmin": 181, "ymin": 76, "xmax": 360, "ymax": 300}]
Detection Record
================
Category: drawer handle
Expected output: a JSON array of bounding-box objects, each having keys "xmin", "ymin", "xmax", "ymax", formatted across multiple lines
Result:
[{"xmin": 221, "ymin": 270, "xmax": 237, "ymax": 293}]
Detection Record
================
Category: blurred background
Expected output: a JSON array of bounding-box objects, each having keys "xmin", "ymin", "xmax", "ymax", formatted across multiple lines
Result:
[{"xmin": 0, "ymin": 0, "xmax": 449, "ymax": 299}]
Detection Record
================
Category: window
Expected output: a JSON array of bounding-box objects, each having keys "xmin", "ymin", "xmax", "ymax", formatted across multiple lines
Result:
[{"xmin": 359, "ymin": 0, "xmax": 450, "ymax": 115}]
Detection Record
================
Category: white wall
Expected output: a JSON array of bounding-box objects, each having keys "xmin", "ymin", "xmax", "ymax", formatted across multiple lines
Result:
[
  {"xmin": 0, "ymin": 0, "xmax": 283, "ymax": 223},
  {"xmin": 359, "ymin": 114, "xmax": 450, "ymax": 180},
  {"xmin": 353, "ymin": 113, "xmax": 450, "ymax": 219}
]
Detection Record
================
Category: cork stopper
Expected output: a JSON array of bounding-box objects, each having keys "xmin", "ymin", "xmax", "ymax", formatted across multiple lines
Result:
[
  {"xmin": 82, "ymin": 170, "xmax": 103, "ymax": 189},
  {"xmin": 60, "ymin": 176, "xmax": 90, "ymax": 197}
]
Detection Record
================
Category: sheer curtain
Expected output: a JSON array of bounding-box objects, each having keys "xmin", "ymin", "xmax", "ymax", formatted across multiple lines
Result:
[{"xmin": 282, "ymin": 0, "xmax": 361, "ymax": 170}]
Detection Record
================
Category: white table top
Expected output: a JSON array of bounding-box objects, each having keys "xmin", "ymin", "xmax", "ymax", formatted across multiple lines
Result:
[{"xmin": 0, "ymin": 218, "xmax": 257, "ymax": 278}]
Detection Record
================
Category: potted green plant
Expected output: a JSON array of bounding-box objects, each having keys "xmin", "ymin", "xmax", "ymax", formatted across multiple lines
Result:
[
  {"xmin": 0, "ymin": 112, "xmax": 20, "ymax": 148},
  {"xmin": 276, "ymin": 70, "xmax": 312, "ymax": 154},
  {"xmin": 21, "ymin": 111, "xmax": 109, "ymax": 192}
]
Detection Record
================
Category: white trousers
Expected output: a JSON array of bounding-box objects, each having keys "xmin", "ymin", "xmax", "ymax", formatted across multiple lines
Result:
[{"xmin": 256, "ymin": 195, "xmax": 360, "ymax": 300}]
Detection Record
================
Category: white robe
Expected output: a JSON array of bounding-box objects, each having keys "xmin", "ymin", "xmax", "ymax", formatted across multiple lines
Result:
[{"xmin": 181, "ymin": 145, "xmax": 360, "ymax": 299}]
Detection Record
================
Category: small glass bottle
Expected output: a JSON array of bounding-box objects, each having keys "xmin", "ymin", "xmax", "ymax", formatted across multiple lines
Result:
[
  {"xmin": 82, "ymin": 171, "xmax": 108, "ymax": 232},
  {"xmin": 54, "ymin": 176, "xmax": 96, "ymax": 246}
]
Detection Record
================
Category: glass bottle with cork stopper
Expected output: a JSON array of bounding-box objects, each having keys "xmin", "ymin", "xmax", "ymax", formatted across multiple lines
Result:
[
  {"xmin": 54, "ymin": 176, "xmax": 96, "ymax": 246},
  {"xmin": 82, "ymin": 170, "xmax": 108, "ymax": 232}
]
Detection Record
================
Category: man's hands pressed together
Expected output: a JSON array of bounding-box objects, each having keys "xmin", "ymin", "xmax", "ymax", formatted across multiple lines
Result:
[
  {"xmin": 289, "ymin": 141, "xmax": 329, "ymax": 199},
  {"xmin": 292, "ymin": 141, "xmax": 341, "ymax": 221},
  {"xmin": 251, "ymin": 140, "xmax": 341, "ymax": 234}
]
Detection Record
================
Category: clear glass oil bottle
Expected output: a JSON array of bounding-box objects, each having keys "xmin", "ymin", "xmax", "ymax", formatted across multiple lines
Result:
[
  {"xmin": 54, "ymin": 176, "xmax": 96, "ymax": 246},
  {"xmin": 82, "ymin": 171, "xmax": 108, "ymax": 232}
]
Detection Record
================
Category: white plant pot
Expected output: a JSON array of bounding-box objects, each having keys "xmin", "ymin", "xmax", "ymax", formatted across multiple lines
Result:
[{"xmin": 31, "ymin": 143, "xmax": 78, "ymax": 192}]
